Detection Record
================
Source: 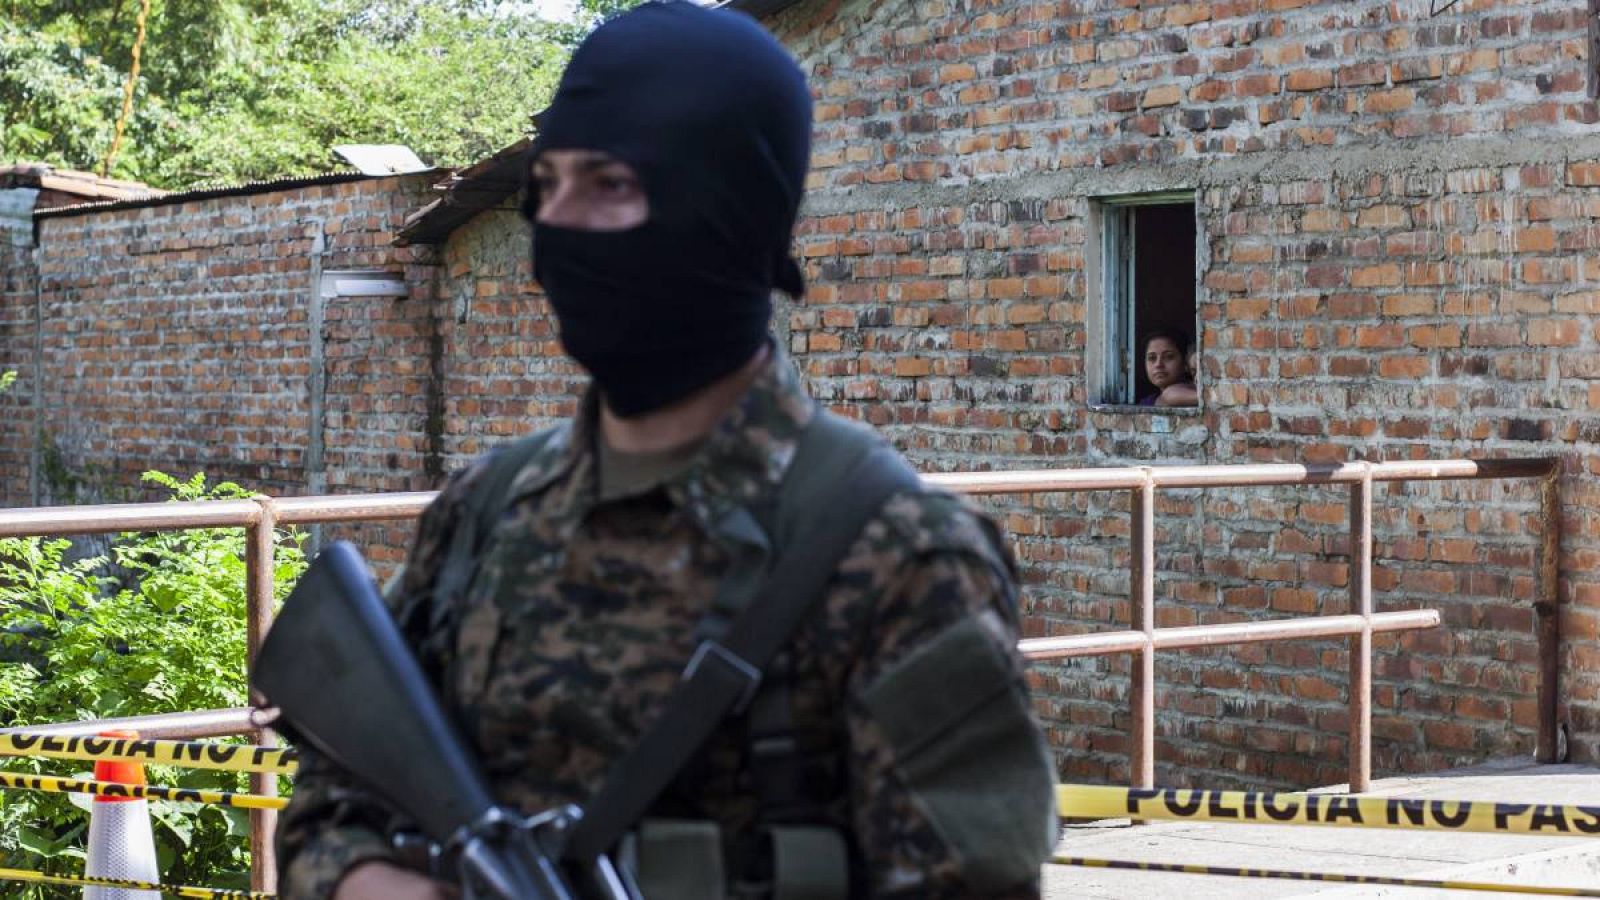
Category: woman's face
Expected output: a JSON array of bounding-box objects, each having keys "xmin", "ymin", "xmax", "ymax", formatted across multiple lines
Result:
[
  {"xmin": 529, "ymin": 150, "xmax": 649, "ymax": 231},
  {"xmin": 1144, "ymin": 337, "xmax": 1186, "ymax": 390}
]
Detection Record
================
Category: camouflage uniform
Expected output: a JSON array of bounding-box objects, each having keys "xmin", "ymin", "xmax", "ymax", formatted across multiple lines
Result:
[{"xmin": 277, "ymin": 349, "xmax": 1057, "ymax": 898}]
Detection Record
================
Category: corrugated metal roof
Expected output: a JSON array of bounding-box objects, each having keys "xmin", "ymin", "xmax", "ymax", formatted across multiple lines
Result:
[
  {"xmin": 394, "ymin": 139, "xmax": 531, "ymax": 246},
  {"xmin": 32, "ymin": 169, "xmax": 441, "ymax": 219}
]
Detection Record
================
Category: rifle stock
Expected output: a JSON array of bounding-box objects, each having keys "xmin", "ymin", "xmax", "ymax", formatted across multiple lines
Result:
[{"xmin": 253, "ymin": 541, "xmax": 580, "ymax": 899}]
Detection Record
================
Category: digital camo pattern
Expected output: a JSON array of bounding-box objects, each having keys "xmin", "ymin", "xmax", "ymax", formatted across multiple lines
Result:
[{"xmin": 278, "ymin": 350, "xmax": 1055, "ymax": 899}]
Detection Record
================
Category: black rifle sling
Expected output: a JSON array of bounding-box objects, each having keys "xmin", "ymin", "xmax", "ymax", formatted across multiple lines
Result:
[{"xmin": 564, "ymin": 410, "xmax": 921, "ymax": 864}]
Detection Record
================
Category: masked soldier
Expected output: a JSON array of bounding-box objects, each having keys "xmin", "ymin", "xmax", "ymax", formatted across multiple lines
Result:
[{"xmin": 276, "ymin": 3, "xmax": 1058, "ymax": 897}]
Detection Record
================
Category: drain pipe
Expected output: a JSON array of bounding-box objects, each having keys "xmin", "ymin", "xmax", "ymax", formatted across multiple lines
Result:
[
  {"xmin": 30, "ymin": 236, "xmax": 43, "ymax": 506},
  {"xmin": 303, "ymin": 220, "xmax": 327, "ymax": 553}
]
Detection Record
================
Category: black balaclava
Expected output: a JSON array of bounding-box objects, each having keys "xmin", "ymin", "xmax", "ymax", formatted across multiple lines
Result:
[{"xmin": 525, "ymin": 1, "xmax": 813, "ymax": 418}]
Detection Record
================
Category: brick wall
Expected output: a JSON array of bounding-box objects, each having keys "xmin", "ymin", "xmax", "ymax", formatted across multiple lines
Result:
[
  {"xmin": 23, "ymin": 174, "xmax": 438, "ymax": 568},
  {"xmin": 774, "ymin": 0, "xmax": 1593, "ymax": 185},
  {"xmin": 0, "ymin": 239, "xmax": 35, "ymax": 508},
  {"xmin": 756, "ymin": 0, "xmax": 1600, "ymax": 786},
  {"xmin": 434, "ymin": 209, "xmax": 582, "ymax": 463}
]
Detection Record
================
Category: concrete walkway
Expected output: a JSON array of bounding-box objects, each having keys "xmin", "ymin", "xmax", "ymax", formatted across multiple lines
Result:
[{"xmin": 1045, "ymin": 760, "xmax": 1600, "ymax": 898}]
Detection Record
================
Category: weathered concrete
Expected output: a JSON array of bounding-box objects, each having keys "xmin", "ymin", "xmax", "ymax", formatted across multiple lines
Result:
[
  {"xmin": 1045, "ymin": 760, "xmax": 1600, "ymax": 898},
  {"xmin": 801, "ymin": 133, "xmax": 1600, "ymax": 217}
]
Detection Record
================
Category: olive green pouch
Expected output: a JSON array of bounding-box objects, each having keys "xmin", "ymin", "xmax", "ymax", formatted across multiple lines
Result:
[
  {"xmin": 633, "ymin": 818, "xmax": 726, "ymax": 900},
  {"xmin": 860, "ymin": 617, "xmax": 1056, "ymax": 892},
  {"xmin": 768, "ymin": 825, "xmax": 850, "ymax": 900}
]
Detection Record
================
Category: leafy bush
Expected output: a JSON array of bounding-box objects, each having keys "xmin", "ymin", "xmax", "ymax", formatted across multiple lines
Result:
[{"xmin": 0, "ymin": 471, "xmax": 305, "ymax": 896}]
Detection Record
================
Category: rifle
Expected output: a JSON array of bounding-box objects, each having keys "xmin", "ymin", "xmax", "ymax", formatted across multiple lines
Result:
[{"xmin": 252, "ymin": 541, "xmax": 635, "ymax": 900}]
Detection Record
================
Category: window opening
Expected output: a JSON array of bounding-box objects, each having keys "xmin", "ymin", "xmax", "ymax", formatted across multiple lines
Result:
[{"xmin": 1094, "ymin": 194, "xmax": 1197, "ymax": 407}]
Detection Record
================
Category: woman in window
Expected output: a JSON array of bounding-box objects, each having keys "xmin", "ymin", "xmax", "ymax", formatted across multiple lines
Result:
[{"xmin": 1139, "ymin": 328, "xmax": 1198, "ymax": 407}]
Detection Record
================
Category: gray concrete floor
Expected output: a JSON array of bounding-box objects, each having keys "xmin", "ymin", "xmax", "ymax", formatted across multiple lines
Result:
[{"xmin": 1044, "ymin": 760, "xmax": 1600, "ymax": 898}]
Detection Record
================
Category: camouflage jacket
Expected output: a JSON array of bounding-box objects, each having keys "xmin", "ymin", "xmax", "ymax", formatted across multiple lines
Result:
[{"xmin": 277, "ymin": 349, "xmax": 1057, "ymax": 898}]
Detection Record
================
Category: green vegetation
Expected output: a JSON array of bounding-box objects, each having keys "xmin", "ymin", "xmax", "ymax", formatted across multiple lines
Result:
[
  {"xmin": 0, "ymin": 472, "xmax": 306, "ymax": 895},
  {"xmin": 1, "ymin": 1, "xmax": 573, "ymax": 189}
]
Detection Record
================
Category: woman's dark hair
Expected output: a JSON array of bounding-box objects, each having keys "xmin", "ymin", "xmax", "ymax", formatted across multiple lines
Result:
[{"xmin": 1140, "ymin": 327, "xmax": 1191, "ymax": 357}]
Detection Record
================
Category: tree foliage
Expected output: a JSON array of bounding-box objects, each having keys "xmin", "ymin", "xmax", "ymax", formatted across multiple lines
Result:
[{"xmin": 0, "ymin": 0, "xmax": 568, "ymax": 189}]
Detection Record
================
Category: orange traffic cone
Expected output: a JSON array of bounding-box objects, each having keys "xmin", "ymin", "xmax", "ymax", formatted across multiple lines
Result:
[{"xmin": 83, "ymin": 729, "xmax": 159, "ymax": 900}]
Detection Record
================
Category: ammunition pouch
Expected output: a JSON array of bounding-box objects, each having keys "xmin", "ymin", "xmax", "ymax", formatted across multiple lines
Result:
[
  {"xmin": 620, "ymin": 819, "xmax": 849, "ymax": 900},
  {"xmin": 761, "ymin": 825, "xmax": 850, "ymax": 900}
]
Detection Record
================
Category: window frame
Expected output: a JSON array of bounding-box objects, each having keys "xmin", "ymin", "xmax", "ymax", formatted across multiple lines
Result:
[{"xmin": 1086, "ymin": 190, "xmax": 1199, "ymax": 412}]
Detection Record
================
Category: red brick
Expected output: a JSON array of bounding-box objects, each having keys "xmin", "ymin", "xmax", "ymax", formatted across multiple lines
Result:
[
  {"xmin": 1286, "ymin": 69, "xmax": 1334, "ymax": 92},
  {"xmin": 1568, "ymin": 162, "xmax": 1600, "ymax": 186},
  {"xmin": 939, "ymin": 63, "xmax": 977, "ymax": 84},
  {"xmin": 1351, "ymin": 264, "xmax": 1402, "ymax": 287},
  {"xmin": 1142, "ymin": 84, "xmax": 1182, "ymax": 108},
  {"xmin": 1528, "ymin": 319, "xmax": 1580, "ymax": 346},
  {"xmin": 1364, "ymin": 88, "xmax": 1416, "ymax": 114},
  {"xmin": 1407, "ymin": 324, "xmax": 1461, "ymax": 348},
  {"xmin": 1354, "ymin": 324, "xmax": 1404, "ymax": 348}
]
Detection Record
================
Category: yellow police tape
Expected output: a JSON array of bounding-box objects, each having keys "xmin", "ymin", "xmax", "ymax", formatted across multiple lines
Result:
[
  {"xmin": 1059, "ymin": 784, "xmax": 1600, "ymax": 837},
  {"xmin": 0, "ymin": 733, "xmax": 296, "ymax": 775},
  {"xmin": 0, "ymin": 770, "xmax": 287, "ymax": 810},
  {"xmin": 1053, "ymin": 856, "xmax": 1600, "ymax": 897},
  {"xmin": 0, "ymin": 864, "xmax": 274, "ymax": 898}
]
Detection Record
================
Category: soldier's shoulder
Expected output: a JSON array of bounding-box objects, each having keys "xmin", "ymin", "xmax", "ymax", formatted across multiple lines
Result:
[
  {"xmin": 436, "ymin": 423, "xmax": 573, "ymax": 510},
  {"xmin": 868, "ymin": 488, "xmax": 1012, "ymax": 572}
]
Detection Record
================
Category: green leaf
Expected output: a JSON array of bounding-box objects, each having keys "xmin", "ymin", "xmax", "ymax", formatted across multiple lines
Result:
[
  {"xmin": 17, "ymin": 825, "xmax": 66, "ymax": 859},
  {"xmin": 151, "ymin": 803, "xmax": 197, "ymax": 848},
  {"xmin": 221, "ymin": 807, "xmax": 251, "ymax": 839}
]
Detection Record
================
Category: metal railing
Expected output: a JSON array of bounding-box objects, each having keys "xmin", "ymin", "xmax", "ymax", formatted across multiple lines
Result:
[
  {"xmin": 950, "ymin": 457, "xmax": 1562, "ymax": 794},
  {"xmin": 0, "ymin": 456, "xmax": 1560, "ymax": 892}
]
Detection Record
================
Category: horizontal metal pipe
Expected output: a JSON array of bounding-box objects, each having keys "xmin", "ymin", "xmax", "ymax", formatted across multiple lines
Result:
[
  {"xmin": 1023, "ymin": 630, "xmax": 1149, "ymax": 658},
  {"xmin": 1020, "ymin": 609, "xmax": 1440, "ymax": 660},
  {"xmin": 0, "ymin": 500, "xmax": 262, "ymax": 537},
  {"xmin": 929, "ymin": 457, "xmax": 1556, "ymax": 495},
  {"xmin": 269, "ymin": 493, "xmax": 434, "ymax": 525},
  {"xmin": 0, "ymin": 458, "xmax": 1557, "ymax": 537},
  {"xmin": 0, "ymin": 708, "xmax": 261, "ymax": 741}
]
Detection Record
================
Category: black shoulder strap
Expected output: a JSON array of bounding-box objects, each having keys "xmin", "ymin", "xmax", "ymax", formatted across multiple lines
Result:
[{"xmin": 564, "ymin": 408, "xmax": 921, "ymax": 863}]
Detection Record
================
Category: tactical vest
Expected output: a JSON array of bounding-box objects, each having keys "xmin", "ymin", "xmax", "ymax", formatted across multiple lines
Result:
[{"xmin": 431, "ymin": 404, "xmax": 996, "ymax": 898}]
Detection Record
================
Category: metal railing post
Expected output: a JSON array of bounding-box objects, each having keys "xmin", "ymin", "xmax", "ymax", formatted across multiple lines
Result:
[
  {"xmin": 245, "ymin": 496, "xmax": 279, "ymax": 894},
  {"xmin": 1130, "ymin": 473, "xmax": 1156, "ymax": 789},
  {"xmin": 1536, "ymin": 468, "xmax": 1563, "ymax": 763},
  {"xmin": 1347, "ymin": 467, "xmax": 1373, "ymax": 793}
]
